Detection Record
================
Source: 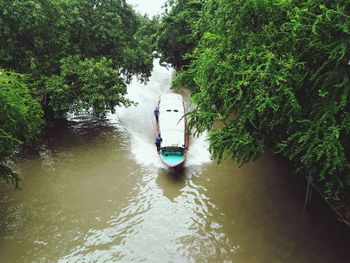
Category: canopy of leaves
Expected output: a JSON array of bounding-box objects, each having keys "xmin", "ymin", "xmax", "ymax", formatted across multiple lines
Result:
[
  {"xmin": 46, "ymin": 56, "xmax": 132, "ymax": 118},
  {"xmin": 0, "ymin": 69, "xmax": 42, "ymax": 187},
  {"xmin": 0, "ymin": 0, "xmax": 157, "ymax": 187},
  {"xmin": 156, "ymin": 0, "xmax": 203, "ymax": 69},
  {"xmin": 161, "ymin": 0, "xmax": 350, "ymax": 199},
  {"xmin": 0, "ymin": 0, "xmax": 156, "ymax": 119}
]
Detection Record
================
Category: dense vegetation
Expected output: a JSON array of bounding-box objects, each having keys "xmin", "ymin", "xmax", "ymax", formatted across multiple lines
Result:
[
  {"xmin": 157, "ymin": 0, "xmax": 350, "ymax": 213},
  {"xmin": 0, "ymin": 70, "xmax": 42, "ymax": 187},
  {"xmin": 0, "ymin": 0, "xmax": 156, "ymax": 184},
  {"xmin": 157, "ymin": 0, "xmax": 203, "ymax": 69}
]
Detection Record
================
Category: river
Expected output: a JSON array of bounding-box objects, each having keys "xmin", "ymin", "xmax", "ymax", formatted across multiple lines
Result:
[{"xmin": 0, "ymin": 62, "xmax": 349, "ymax": 263}]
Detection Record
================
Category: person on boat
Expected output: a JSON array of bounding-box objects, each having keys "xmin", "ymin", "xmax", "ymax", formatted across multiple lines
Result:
[
  {"xmin": 155, "ymin": 134, "xmax": 162, "ymax": 153},
  {"xmin": 154, "ymin": 107, "xmax": 160, "ymax": 122}
]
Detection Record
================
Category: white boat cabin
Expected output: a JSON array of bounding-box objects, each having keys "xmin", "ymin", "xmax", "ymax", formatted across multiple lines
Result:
[{"xmin": 158, "ymin": 94, "xmax": 186, "ymax": 151}]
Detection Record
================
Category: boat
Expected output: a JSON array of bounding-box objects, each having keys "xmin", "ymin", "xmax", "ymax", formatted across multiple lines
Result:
[{"xmin": 157, "ymin": 94, "xmax": 187, "ymax": 168}]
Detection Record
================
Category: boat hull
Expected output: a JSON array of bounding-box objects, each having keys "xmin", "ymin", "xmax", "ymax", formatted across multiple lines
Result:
[{"xmin": 159, "ymin": 153, "xmax": 186, "ymax": 168}]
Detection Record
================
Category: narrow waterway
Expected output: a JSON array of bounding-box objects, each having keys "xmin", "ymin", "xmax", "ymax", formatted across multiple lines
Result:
[{"xmin": 0, "ymin": 62, "xmax": 349, "ymax": 263}]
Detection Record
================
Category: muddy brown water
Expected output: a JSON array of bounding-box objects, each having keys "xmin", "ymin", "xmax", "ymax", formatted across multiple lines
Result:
[{"xmin": 1, "ymin": 63, "xmax": 349, "ymax": 263}]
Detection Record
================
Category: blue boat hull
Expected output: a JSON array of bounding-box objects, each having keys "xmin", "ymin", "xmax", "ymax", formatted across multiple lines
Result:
[{"xmin": 159, "ymin": 153, "xmax": 186, "ymax": 168}]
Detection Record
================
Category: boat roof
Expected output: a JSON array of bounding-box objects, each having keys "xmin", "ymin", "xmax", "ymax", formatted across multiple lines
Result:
[{"xmin": 158, "ymin": 94, "xmax": 185, "ymax": 148}]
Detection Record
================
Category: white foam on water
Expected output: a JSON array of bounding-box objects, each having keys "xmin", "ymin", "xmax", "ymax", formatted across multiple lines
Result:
[
  {"xmin": 185, "ymin": 132, "xmax": 212, "ymax": 167},
  {"xmin": 110, "ymin": 60, "xmax": 211, "ymax": 168}
]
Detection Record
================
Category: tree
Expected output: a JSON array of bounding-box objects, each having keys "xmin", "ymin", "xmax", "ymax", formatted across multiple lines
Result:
[
  {"xmin": 0, "ymin": 69, "xmax": 42, "ymax": 188},
  {"xmin": 46, "ymin": 56, "xmax": 133, "ymax": 118},
  {"xmin": 0, "ymin": 0, "xmax": 157, "ymax": 188},
  {"xmin": 160, "ymin": 0, "xmax": 350, "ymax": 203},
  {"xmin": 157, "ymin": 0, "xmax": 203, "ymax": 69},
  {"xmin": 0, "ymin": 0, "xmax": 156, "ymax": 120}
]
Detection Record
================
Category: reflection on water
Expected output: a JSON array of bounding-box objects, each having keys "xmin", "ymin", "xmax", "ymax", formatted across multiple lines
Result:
[
  {"xmin": 157, "ymin": 168, "xmax": 187, "ymax": 201},
  {"xmin": 57, "ymin": 164, "xmax": 235, "ymax": 263},
  {"xmin": 0, "ymin": 61, "xmax": 350, "ymax": 263}
]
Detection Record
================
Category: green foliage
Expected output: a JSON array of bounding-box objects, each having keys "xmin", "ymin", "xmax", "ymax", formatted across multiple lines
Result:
[
  {"xmin": 0, "ymin": 0, "xmax": 158, "ymax": 188},
  {"xmin": 0, "ymin": 69, "xmax": 42, "ymax": 158},
  {"xmin": 132, "ymin": 15, "xmax": 160, "ymax": 81},
  {"xmin": 0, "ymin": 0, "xmax": 155, "ymax": 119},
  {"xmin": 161, "ymin": 0, "xmax": 350, "ymax": 198},
  {"xmin": 0, "ymin": 69, "xmax": 42, "ymax": 187},
  {"xmin": 46, "ymin": 56, "xmax": 133, "ymax": 118},
  {"xmin": 157, "ymin": 0, "xmax": 203, "ymax": 69}
]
